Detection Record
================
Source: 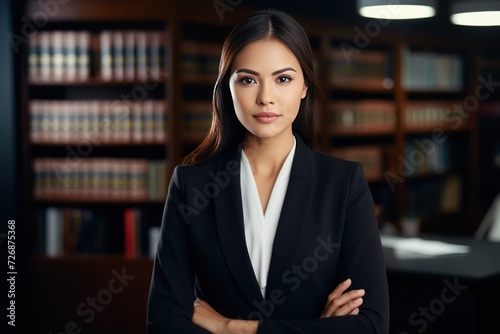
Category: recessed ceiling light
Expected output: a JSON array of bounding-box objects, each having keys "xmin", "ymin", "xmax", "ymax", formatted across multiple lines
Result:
[
  {"xmin": 357, "ymin": 0, "xmax": 437, "ymax": 20},
  {"xmin": 451, "ymin": 1, "xmax": 500, "ymax": 26}
]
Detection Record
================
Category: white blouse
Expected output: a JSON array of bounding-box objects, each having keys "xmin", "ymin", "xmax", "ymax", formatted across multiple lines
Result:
[{"xmin": 240, "ymin": 137, "xmax": 296, "ymax": 297}]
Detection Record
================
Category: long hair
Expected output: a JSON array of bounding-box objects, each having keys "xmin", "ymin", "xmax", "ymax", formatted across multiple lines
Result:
[{"xmin": 180, "ymin": 8, "xmax": 321, "ymax": 165}]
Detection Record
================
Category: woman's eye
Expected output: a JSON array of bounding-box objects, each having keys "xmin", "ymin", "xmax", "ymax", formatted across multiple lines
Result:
[
  {"xmin": 277, "ymin": 76, "xmax": 291, "ymax": 83},
  {"xmin": 239, "ymin": 77, "xmax": 256, "ymax": 85}
]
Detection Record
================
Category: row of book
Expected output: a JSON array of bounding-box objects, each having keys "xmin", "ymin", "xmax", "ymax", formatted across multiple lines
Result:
[
  {"xmin": 28, "ymin": 31, "xmax": 91, "ymax": 81},
  {"xmin": 330, "ymin": 145, "xmax": 385, "ymax": 182},
  {"xmin": 404, "ymin": 137, "xmax": 451, "ymax": 176},
  {"xmin": 33, "ymin": 158, "xmax": 168, "ymax": 201},
  {"xmin": 328, "ymin": 101, "xmax": 396, "ymax": 135},
  {"xmin": 181, "ymin": 41, "xmax": 221, "ymax": 80},
  {"xmin": 405, "ymin": 102, "xmax": 468, "ymax": 131},
  {"xmin": 28, "ymin": 30, "xmax": 165, "ymax": 82},
  {"xmin": 183, "ymin": 101, "xmax": 212, "ymax": 142},
  {"xmin": 100, "ymin": 30, "xmax": 165, "ymax": 82},
  {"xmin": 37, "ymin": 206, "xmax": 161, "ymax": 258},
  {"xmin": 30, "ymin": 100, "xmax": 167, "ymax": 144},
  {"xmin": 329, "ymin": 49, "xmax": 393, "ymax": 90},
  {"xmin": 402, "ymin": 47, "xmax": 463, "ymax": 91}
]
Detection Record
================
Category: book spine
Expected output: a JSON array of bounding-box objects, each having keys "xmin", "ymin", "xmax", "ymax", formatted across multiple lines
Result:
[
  {"xmin": 64, "ymin": 31, "xmax": 77, "ymax": 81},
  {"xmin": 153, "ymin": 100, "xmax": 166, "ymax": 143},
  {"xmin": 76, "ymin": 31, "xmax": 91, "ymax": 81},
  {"xmin": 39, "ymin": 31, "xmax": 51, "ymax": 81},
  {"xmin": 148, "ymin": 31, "xmax": 161, "ymax": 80},
  {"xmin": 28, "ymin": 33, "xmax": 39, "ymax": 80},
  {"xmin": 45, "ymin": 207, "xmax": 63, "ymax": 257},
  {"xmin": 113, "ymin": 31, "xmax": 124, "ymax": 81},
  {"xmin": 142, "ymin": 100, "xmax": 154, "ymax": 143},
  {"xmin": 124, "ymin": 207, "xmax": 136, "ymax": 258},
  {"xmin": 51, "ymin": 31, "xmax": 64, "ymax": 81},
  {"xmin": 131, "ymin": 102, "xmax": 142, "ymax": 143},
  {"xmin": 124, "ymin": 31, "xmax": 136, "ymax": 81},
  {"xmin": 100, "ymin": 31, "xmax": 113, "ymax": 81},
  {"xmin": 136, "ymin": 31, "xmax": 148, "ymax": 81}
]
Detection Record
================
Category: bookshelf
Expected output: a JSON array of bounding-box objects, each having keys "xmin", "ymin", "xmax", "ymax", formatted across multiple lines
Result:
[
  {"xmin": 27, "ymin": 22, "xmax": 170, "ymax": 258},
  {"xmin": 17, "ymin": 0, "xmax": 500, "ymax": 332},
  {"xmin": 19, "ymin": 1, "xmax": 178, "ymax": 332}
]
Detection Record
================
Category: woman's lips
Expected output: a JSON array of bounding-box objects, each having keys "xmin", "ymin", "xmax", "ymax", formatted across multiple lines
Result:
[{"xmin": 253, "ymin": 112, "xmax": 280, "ymax": 123}]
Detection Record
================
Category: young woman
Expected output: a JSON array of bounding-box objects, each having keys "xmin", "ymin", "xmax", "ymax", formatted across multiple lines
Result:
[{"xmin": 147, "ymin": 8, "xmax": 389, "ymax": 334}]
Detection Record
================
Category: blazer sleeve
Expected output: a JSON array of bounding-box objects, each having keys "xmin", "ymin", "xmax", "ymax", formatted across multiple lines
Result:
[
  {"xmin": 147, "ymin": 166, "xmax": 210, "ymax": 334},
  {"xmin": 257, "ymin": 162, "xmax": 390, "ymax": 334}
]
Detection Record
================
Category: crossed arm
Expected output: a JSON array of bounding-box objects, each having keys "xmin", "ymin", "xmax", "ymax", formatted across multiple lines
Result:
[{"xmin": 192, "ymin": 278, "xmax": 365, "ymax": 334}]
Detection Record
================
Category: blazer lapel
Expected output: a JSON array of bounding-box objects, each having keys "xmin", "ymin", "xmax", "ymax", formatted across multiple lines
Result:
[
  {"xmin": 213, "ymin": 145, "xmax": 265, "ymax": 306},
  {"xmin": 265, "ymin": 136, "xmax": 316, "ymax": 301}
]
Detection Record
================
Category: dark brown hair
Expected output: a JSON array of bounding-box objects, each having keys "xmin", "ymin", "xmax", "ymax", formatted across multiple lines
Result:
[{"xmin": 180, "ymin": 8, "xmax": 320, "ymax": 165}]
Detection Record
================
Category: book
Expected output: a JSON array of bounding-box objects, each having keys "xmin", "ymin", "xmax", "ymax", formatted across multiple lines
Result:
[
  {"xmin": 124, "ymin": 207, "xmax": 137, "ymax": 258},
  {"xmin": 50, "ymin": 31, "xmax": 64, "ymax": 81},
  {"xmin": 112, "ymin": 31, "xmax": 124, "ymax": 81},
  {"xmin": 28, "ymin": 33, "xmax": 38, "ymax": 80},
  {"xmin": 149, "ymin": 226, "xmax": 161, "ymax": 258},
  {"xmin": 64, "ymin": 31, "xmax": 77, "ymax": 81},
  {"xmin": 45, "ymin": 207, "xmax": 63, "ymax": 257},
  {"xmin": 38, "ymin": 31, "xmax": 51, "ymax": 80},
  {"xmin": 330, "ymin": 146, "xmax": 384, "ymax": 181},
  {"xmin": 328, "ymin": 100, "xmax": 395, "ymax": 135},
  {"xmin": 100, "ymin": 31, "xmax": 113, "ymax": 81},
  {"xmin": 124, "ymin": 31, "xmax": 136, "ymax": 81},
  {"xmin": 76, "ymin": 31, "xmax": 90, "ymax": 80}
]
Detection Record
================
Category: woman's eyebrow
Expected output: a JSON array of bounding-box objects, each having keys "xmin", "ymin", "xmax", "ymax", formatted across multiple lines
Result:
[{"xmin": 234, "ymin": 67, "xmax": 297, "ymax": 76}]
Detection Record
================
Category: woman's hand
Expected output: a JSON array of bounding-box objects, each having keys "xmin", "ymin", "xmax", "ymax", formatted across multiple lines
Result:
[
  {"xmin": 192, "ymin": 299, "xmax": 258, "ymax": 334},
  {"xmin": 320, "ymin": 278, "xmax": 365, "ymax": 318}
]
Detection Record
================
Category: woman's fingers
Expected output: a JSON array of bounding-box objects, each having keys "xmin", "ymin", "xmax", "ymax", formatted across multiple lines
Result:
[
  {"xmin": 321, "ymin": 289, "xmax": 365, "ymax": 318},
  {"xmin": 321, "ymin": 279, "xmax": 353, "ymax": 317},
  {"xmin": 326, "ymin": 278, "xmax": 352, "ymax": 302},
  {"xmin": 349, "ymin": 308, "xmax": 359, "ymax": 315}
]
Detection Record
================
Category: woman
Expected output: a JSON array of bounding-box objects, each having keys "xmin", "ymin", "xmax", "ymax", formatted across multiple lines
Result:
[{"xmin": 147, "ymin": 8, "xmax": 389, "ymax": 334}]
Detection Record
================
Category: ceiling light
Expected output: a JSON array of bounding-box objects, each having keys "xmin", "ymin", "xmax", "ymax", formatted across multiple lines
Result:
[
  {"xmin": 451, "ymin": 1, "xmax": 500, "ymax": 26},
  {"xmin": 357, "ymin": 0, "xmax": 437, "ymax": 20}
]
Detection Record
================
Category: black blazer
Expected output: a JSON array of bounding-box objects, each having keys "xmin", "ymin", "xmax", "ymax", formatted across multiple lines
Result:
[{"xmin": 147, "ymin": 136, "xmax": 390, "ymax": 334}]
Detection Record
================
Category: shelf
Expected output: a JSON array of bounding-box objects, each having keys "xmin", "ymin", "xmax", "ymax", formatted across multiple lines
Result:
[
  {"xmin": 405, "ymin": 122, "xmax": 470, "ymax": 134},
  {"xmin": 29, "ymin": 78, "xmax": 166, "ymax": 86},
  {"xmin": 34, "ymin": 197, "xmax": 165, "ymax": 204},
  {"xmin": 181, "ymin": 73, "xmax": 218, "ymax": 85},
  {"xmin": 30, "ymin": 141, "xmax": 168, "ymax": 147},
  {"xmin": 330, "ymin": 82, "xmax": 394, "ymax": 93},
  {"xmin": 329, "ymin": 129, "xmax": 396, "ymax": 137},
  {"xmin": 36, "ymin": 254, "xmax": 154, "ymax": 263},
  {"xmin": 405, "ymin": 89, "xmax": 465, "ymax": 98}
]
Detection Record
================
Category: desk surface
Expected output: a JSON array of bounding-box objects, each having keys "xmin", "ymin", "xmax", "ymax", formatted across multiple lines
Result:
[{"xmin": 382, "ymin": 234, "xmax": 500, "ymax": 281}]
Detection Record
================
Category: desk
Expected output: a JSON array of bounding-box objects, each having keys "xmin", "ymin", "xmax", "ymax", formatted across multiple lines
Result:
[{"xmin": 383, "ymin": 235, "xmax": 500, "ymax": 334}]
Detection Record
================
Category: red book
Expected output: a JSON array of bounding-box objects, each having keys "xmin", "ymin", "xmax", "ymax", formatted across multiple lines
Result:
[{"xmin": 124, "ymin": 208, "xmax": 136, "ymax": 258}]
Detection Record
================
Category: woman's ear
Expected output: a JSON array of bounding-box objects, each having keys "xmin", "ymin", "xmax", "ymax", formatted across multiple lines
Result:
[{"xmin": 301, "ymin": 85, "xmax": 308, "ymax": 99}]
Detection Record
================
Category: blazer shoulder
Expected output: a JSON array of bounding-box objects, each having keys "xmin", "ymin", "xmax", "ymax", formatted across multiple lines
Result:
[{"xmin": 173, "ymin": 152, "xmax": 233, "ymax": 181}]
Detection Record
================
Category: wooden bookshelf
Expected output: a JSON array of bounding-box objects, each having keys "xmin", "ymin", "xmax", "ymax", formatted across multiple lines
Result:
[{"xmin": 17, "ymin": 0, "xmax": 500, "ymax": 333}]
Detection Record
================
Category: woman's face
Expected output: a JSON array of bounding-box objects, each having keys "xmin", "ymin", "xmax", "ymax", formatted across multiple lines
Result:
[{"xmin": 229, "ymin": 38, "xmax": 308, "ymax": 141}]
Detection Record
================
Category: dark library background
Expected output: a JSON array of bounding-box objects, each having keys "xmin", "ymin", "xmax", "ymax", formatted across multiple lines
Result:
[{"xmin": 1, "ymin": 0, "xmax": 500, "ymax": 333}]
